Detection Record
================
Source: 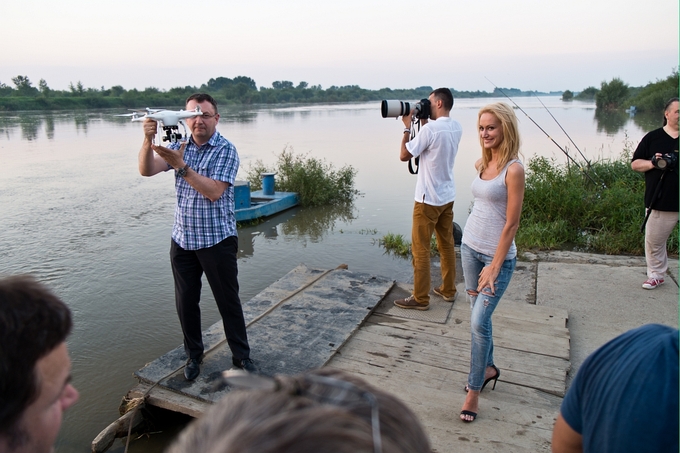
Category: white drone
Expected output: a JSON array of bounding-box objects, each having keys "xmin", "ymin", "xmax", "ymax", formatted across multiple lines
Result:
[{"xmin": 116, "ymin": 106, "xmax": 204, "ymax": 143}]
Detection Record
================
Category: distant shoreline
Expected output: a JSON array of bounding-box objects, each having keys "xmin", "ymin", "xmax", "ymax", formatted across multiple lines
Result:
[{"xmin": 0, "ymin": 84, "xmax": 562, "ymax": 112}]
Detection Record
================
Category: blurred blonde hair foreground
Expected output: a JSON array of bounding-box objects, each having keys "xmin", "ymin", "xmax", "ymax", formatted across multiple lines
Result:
[{"xmin": 165, "ymin": 368, "xmax": 431, "ymax": 453}]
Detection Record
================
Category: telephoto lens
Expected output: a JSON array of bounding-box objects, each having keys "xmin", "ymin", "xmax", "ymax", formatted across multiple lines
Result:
[{"xmin": 381, "ymin": 100, "xmax": 411, "ymax": 118}]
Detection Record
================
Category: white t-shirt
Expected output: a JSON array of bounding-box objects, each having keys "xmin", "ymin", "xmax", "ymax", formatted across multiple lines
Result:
[{"xmin": 406, "ymin": 116, "xmax": 462, "ymax": 206}]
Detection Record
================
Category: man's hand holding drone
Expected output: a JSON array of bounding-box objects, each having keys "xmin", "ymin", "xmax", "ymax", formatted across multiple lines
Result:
[
  {"xmin": 143, "ymin": 118, "xmax": 158, "ymax": 141},
  {"xmin": 144, "ymin": 118, "xmax": 187, "ymax": 170},
  {"xmin": 152, "ymin": 141, "xmax": 187, "ymax": 170}
]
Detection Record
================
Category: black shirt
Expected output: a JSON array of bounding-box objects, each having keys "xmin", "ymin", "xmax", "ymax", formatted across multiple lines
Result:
[{"xmin": 632, "ymin": 127, "xmax": 679, "ymax": 212}]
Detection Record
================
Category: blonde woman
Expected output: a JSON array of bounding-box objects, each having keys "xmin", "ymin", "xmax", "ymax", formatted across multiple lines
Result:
[{"xmin": 459, "ymin": 103, "xmax": 524, "ymax": 422}]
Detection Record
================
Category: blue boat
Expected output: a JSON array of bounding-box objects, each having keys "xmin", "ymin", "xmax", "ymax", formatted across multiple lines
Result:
[{"xmin": 234, "ymin": 173, "xmax": 299, "ymax": 222}]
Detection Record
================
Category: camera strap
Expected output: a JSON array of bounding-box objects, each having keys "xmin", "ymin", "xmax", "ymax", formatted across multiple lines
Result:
[
  {"xmin": 407, "ymin": 121, "xmax": 421, "ymax": 174},
  {"xmin": 408, "ymin": 156, "xmax": 419, "ymax": 174},
  {"xmin": 640, "ymin": 167, "xmax": 669, "ymax": 233}
]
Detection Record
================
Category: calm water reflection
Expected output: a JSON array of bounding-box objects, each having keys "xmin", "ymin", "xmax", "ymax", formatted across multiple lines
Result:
[{"xmin": 0, "ymin": 99, "xmax": 657, "ymax": 452}]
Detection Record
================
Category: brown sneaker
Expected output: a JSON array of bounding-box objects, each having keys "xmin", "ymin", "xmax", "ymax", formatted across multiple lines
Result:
[
  {"xmin": 433, "ymin": 285, "xmax": 457, "ymax": 302},
  {"xmin": 394, "ymin": 295, "xmax": 429, "ymax": 310}
]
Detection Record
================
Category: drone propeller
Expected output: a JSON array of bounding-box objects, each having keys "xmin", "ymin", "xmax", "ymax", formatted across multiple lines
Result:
[{"xmin": 115, "ymin": 112, "xmax": 140, "ymax": 117}]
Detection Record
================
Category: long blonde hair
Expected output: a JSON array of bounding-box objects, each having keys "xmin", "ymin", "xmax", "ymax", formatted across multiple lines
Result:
[{"xmin": 477, "ymin": 102, "xmax": 521, "ymax": 175}]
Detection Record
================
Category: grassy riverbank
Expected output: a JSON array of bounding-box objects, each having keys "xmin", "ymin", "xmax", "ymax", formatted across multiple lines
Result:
[{"xmin": 381, "ymin": 148, "xmax": 678, "ymax": 257}]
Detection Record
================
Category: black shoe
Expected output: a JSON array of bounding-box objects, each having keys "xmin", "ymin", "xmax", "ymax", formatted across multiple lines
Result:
[
  {"xmin": 184, "ymin": 357, "xmax": 202, "ymax": 381},
  {"xmin": 481, "ymin": 365, "xmax": 500, "ymax": 391},
  {"xmin": 233, "ymin": 357, "xmax": 257, "ymax": 373},
  {"xmin": 465, "ymin": 365, "xmax": 500, "ymax": 393}
]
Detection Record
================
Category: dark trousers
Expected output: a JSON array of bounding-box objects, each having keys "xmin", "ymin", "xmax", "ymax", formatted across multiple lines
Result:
[{"xmin": 170, "ymin": 236, "xmax": 250, "ymax": 361}]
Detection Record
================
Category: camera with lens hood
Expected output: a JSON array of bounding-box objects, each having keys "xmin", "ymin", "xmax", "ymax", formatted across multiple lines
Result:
[
  {"xmin": 381, "ymin": 99, "xmax": 431, "ymax": 120},
  {"xmin": 651, "ymin": 152, "xmax": 678, "ymax": 170}
]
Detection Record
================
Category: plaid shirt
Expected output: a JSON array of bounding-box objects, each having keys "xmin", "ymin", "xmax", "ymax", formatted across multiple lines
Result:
[{"xmin": 168, "ymin": 131, "xmax": 239, "ymax": 250}]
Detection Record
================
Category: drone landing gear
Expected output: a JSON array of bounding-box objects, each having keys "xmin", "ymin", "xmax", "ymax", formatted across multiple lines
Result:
[{"xmin": 162, "ymin": 125, "xmax": 183, "ymax": 144}]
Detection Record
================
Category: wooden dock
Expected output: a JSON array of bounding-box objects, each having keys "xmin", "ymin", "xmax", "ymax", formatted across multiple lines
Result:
[
  {"xmin": 122, "ymin": 264, "xmax": 395, "ymax": 415},
  {"xmin": 96, "ymin": 263, "xmax": 569, "ymax": 453},
  {"xmin": 328, "ymin": 282, "xmax": 569, "ymax": 453}
]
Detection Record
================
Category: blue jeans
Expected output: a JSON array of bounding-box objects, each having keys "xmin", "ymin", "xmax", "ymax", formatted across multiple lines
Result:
[{"xmin": 461, "ymin": 243, "xmax": 516, "ymax": 391}]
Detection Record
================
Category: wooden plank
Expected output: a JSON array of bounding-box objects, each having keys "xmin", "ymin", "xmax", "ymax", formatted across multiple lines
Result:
[
  {"xmin": 338, "ymin": 329, "xmax": 568, "ymax": 396},
  {"xmin": 327, "ymin": 358, "xmax": 560, "ymax": 420},
  {"xmin": 134, "ymin": 265, "xmax": 394, "ymax": 404},
  {"xmin": 327, "ymin": 288, "xmax": 570, "ymax": 452},
  {"xmin": 91, "ymin": 408, "xmax": 144, "ymax": 453},
  {"xmin": 134, "ymin": 265, "xmax": 330, "ymax": 383},
  {"xmin": 472, "ymin": 313, "xmax": 569, "ymax": 337},
  {"xmin": 448, "ymin": 303, "xmax": 569, "ymax": 329},
  {"xmin": 328, "ymin": 356, "xmax": 563, "ymax": 412},
  {"xmin": 342, "ymin": 325, "xmax": 569, "ymax": 380},
  {"xmin": 367, "ymin": 314, "xmax": 570, "ymax": 360},
  {"xmin": 334, "ymin": 332, "xmax": 566, "ymax": 396},
  {"xmin": 332, "ymin": 325, "xmax": 560, "ymax": 389},
  {"xmin": 493, "ymin": 301, "xmax": 569, "ymax": 325},
  {"xmin": 327, "ymin": 359, "xmax": 559, "ymax": 452},
  {"xmin": 126, "ymin": 383, "xmax": 210, "ymax": 418}
]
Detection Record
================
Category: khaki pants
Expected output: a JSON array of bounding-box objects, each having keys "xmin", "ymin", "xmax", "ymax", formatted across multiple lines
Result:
[
  {"xmin": 645, "ymin": 209, "xmax": 679, "ymax": 279},
  {"xmin": 411, "ymin": 201, "xmax": 457, "ymax": 304}
]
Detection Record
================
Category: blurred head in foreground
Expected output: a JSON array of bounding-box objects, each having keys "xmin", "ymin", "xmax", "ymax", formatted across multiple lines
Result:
[
  {"xmin": 0, "ymin": 275, "xmax": 79, "ymax": 453},
  {"xmin": 166, "ymin": 368, "xmax": 431, "ymax": 453}
]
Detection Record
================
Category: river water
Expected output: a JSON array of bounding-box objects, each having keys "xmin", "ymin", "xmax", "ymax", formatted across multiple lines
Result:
[{"xmin": 0, "ymin": 98, "xmax": 656, "ymax": 452}]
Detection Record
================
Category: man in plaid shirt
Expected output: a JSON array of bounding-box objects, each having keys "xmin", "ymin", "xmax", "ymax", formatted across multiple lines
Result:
[{"xmin": 138, "ymin": 93, "xmax": 255, "ymax": 381}]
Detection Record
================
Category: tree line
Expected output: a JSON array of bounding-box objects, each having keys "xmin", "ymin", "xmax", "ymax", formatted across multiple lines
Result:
[
  {"xmin": 1, "ymin": 71, "xmax": 676, "ymax": 113},
  {"xmin": 0, "ymin": 75, "xmax": 561, "ymax": 112},
  {"xmin": 561, "ymin": 70, "xmax": 678, "ymax": 114}
]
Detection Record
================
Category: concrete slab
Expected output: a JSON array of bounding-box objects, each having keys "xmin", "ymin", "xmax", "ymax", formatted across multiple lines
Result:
[{"xmin": 532, "ymin": 252, "xmax": 679, "ymax": 386}]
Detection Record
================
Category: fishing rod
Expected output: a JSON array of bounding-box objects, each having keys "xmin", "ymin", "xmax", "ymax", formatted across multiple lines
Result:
[
  {"xmin": 485, "ymin": 77, "xmax": 603, "ymax": 188},
  {"xmin": 533, "ymin": 94, "xmax": 607, "ymax": 188},
  {"xmin": 533, "ymin": 94, "xmax": 591, "ymax": 164}
]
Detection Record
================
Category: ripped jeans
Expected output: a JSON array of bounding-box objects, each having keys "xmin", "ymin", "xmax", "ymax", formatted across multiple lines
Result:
[{"xmin": 461, "ymin": 243, "xmax": 516, "ymax": 391}]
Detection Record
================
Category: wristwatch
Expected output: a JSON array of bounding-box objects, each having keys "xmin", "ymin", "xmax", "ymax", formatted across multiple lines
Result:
[{"xmin": 177, "ymin": 164, "xmax": 189, "ymax": 177}]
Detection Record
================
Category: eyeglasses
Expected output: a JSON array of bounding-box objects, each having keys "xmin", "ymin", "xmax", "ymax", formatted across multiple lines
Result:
[
  {"xmin": 222, "ymin": 372, "xmax": 383, "ymax": 453},
  {"xmin": 189, "ymin": 113, "xmax": 217, "ymax": 120},
  {"xmin": 302, "ymin": 374, "xmax": 382, "ymax": 453}
]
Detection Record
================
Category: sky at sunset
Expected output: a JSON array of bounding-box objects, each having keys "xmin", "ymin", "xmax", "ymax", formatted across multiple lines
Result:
[{"xmin": 3, "ymin": 0, "xmax": 678, "ymax": 93}]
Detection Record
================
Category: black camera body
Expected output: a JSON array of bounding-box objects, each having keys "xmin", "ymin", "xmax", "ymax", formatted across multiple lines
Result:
[
  {"xmin": 381, "ymin": 98, "xmax": 431, "ymax": 120},
  {"xmin": 413, "ymin": 99, "xmax": 431, "ymax": 120},
  {"xmin": 652, "ymin": 151, "xmax": 678, "ymax": 170}
]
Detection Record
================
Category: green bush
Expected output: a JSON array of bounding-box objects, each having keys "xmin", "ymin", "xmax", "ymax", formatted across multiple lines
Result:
[
  {"xmin": 245, "ymin": 146, "xmax": 360, "ymax": 207},
  {"xmin": 595, "ymin": 78, "xmax": 629, "ymax": 110},
  {"xmin": 575, "ymin": 86, "xmax": 598, "ymax": 101},
  {"xmin": 380, "ymin": 233, "xmax": 411, "ymax": 257},
  {"xmin": 517, "ymin": 151, "xmax": 678, "ymax": 255},
  {"xmin": 379, "ymin": 147, "xmax": 676, "ymax": 257},
  {"xmin": 378, "ymin": 233, "xmax": 441, "ymax": 258},
  {"xmin": 628, "ymin": 70, "xmax": 679, "ymax": 113}
]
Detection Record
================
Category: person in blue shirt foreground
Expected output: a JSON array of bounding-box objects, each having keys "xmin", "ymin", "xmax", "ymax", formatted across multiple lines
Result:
[
  {"xmin": 138, "ymin": 93, "xmax": 255, "ymax": 381},
  {"xmin": 551, "ymin": 323, "xmax": 679, "ymax": 453}
]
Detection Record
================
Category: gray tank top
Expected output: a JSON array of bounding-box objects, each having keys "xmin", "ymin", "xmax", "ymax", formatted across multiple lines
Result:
[{"xmin": 462, "ymin": 159, "xmax": 522, "ymax": 260}]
